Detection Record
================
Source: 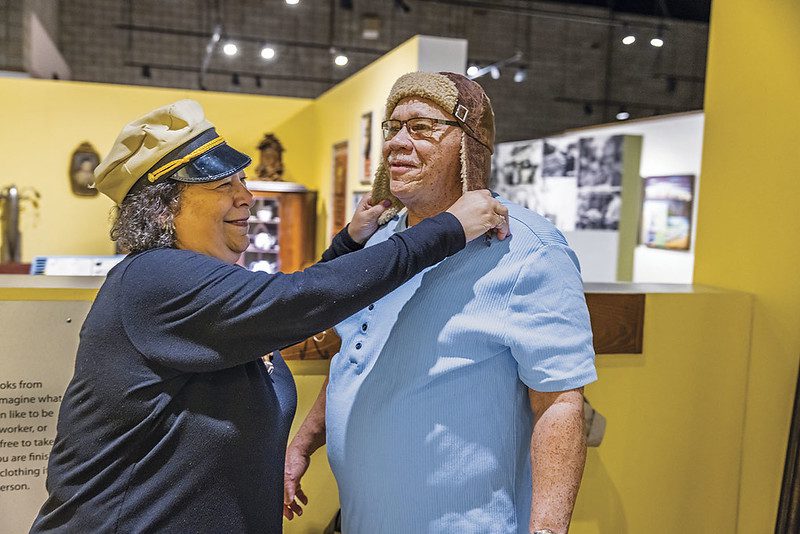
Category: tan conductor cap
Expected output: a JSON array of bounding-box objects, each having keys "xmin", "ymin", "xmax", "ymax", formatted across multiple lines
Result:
[{"xmin": 94, "ymin": 99, "xmax": 251, "ymax": 204}]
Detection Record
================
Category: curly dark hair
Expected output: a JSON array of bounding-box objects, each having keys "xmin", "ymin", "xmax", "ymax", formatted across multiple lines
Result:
[{"xmin": 110, "ymin": 181, "xmax": 186, "ymax": 254}]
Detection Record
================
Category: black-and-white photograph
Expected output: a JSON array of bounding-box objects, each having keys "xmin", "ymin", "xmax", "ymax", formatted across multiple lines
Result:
[
  {"xmin": 491, "ymin": 140, "xmax": 542, "ymax": 187},
  {"xmin": 576, "ymin": 190, "xmax": 622, "ymax": 230},
  {"xmin": 542, "ymin": 137, "xmax": 578, "ymax": 177},
  {"xmin": 491, "ymin": 140, "xmax": 545, "ymax": 211},
  {"xmin": 577, "ymin": 135, "xmax": 624, "ymax": 187}
]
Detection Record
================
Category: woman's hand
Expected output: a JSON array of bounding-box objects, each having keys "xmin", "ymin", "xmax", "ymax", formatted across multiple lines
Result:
[
  {"xmin": 348, "ymin": 193, "xmax": 393, "ymax": 244},
  {"xmin": 446, "ymin": 190, "xmax": 511, "ymax": 242}
]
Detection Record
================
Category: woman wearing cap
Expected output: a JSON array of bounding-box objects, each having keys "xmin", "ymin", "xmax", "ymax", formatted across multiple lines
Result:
[{"xmin": 30, "ymin": 100, "xmax": 509, "ymax": 534}]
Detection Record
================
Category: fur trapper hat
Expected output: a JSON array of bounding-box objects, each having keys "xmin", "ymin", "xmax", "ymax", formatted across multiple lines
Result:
[{"xmin": 371, "ymin": 71, "xmax": 495, "ymax": 224}]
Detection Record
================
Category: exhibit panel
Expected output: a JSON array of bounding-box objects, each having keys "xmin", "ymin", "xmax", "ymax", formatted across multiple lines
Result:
[
  {"xmin": 492, "ymin": 134, "xmax": 643, "ymax": 283},
  {"xmin": 566, "ymin": 112, "xmax": 705, "ymax": 285},
  {"xmin": 0, "ymin": 277, "xmax": 99, "ymax": 534}
]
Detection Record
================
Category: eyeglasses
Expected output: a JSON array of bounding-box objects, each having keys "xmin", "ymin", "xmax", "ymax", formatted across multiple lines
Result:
[{"xmin": 381, "ymin": 117, "xmax": 460, "ymax": 141}]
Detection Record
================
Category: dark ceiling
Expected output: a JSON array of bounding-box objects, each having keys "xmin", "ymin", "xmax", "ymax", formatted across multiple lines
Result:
[{"xmin": 528, "ymin": 0, "xmax": 711, "ymax": 22}]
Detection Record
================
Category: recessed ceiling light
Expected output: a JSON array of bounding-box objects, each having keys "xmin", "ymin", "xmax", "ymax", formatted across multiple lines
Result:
[
  {"xmin": 222, "ymin": 43, "xmax": 238, "ymax": 56},
  {"xmin": 334, "ymin": 54, "xmax": 349, "ymax": 66},
  {"xmin": 616, "ymin": 111, "xmax": 630, "ymax": 120},
  {"xmin": 513, "ymin": 68, "xmax": 527, "ymax": 83},
  {"xmin": 466, "ymin": 65, "xmax": 479, "ymax": 77},
  {"xmin": 622, "ymin": 35, "xmax": 636, "ymax": 45},
  {"xmin": 285, "ymin": 0, "xmax": 300, "ymax": 5},
  {"xmin": 261, "ymin": 46, "xmax": 276, "ymax": 60},
  {"xmin": 650, "ymin": 37, "xmax": 664, "ymax": 47},
  {"xmin": 490, "ymin": 66, "xmax": 500, "ymax": 80}
]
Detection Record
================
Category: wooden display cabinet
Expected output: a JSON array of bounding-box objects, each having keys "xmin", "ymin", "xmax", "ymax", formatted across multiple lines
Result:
[{"xmin": 243, "ymin": 182, "xmax": 317, "ymax": 274}]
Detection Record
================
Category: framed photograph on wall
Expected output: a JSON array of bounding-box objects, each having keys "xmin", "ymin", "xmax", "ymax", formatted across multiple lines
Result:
[
  {"xmin": 359, "ymin": 111, "xmax": 373, "ymax": 185},
  {"xmin": 575, "ymin": 135, "xmax": 624, "ymax": 230},
  {"xmin": 640, "ymin": 174, "xmax": 695, "ymax": 250},
  {"xmin": 68, "ymin": 142, "xmax": 100, "ymax": 197},
  {"xmin": 331, "ymin": 141, "xmax": 348, "ymax": 238}
]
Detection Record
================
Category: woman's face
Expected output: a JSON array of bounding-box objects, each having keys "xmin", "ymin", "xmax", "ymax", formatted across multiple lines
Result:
[{"xmin": 173, "ymin": 171, "xmax": 253, "ymax": 263}]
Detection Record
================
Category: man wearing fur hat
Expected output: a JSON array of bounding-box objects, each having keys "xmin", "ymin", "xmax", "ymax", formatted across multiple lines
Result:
[{"xmin": 285, "ymin": 72, "xmax": 596, "ymax": 534}]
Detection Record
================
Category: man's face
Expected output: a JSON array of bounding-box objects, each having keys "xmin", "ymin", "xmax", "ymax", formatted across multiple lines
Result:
[{"xmin": 382, "ymin": 97, "xmax": 462, "ymax": 209}]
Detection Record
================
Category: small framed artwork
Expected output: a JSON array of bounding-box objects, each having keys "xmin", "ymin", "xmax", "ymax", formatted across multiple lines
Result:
[
  {"xmin": 640, "ymin": 174, "xmax": 695, "ymax": 250},
  {"xmin": 359, "ymin": 111, "xmax": 373, "ymax": 185},
  {"xmin": 331, "ymin": 141, "xmax": 348, "ymax": 238},
  {"xmin": 69, "ymin": 142, "xmax": 100, "ymax": 197}
]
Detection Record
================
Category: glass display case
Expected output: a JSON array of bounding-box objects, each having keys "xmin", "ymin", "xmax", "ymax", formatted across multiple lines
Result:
[{"xmin": 244, "ymin": 181, "xmax": 317, "ymax": 274}]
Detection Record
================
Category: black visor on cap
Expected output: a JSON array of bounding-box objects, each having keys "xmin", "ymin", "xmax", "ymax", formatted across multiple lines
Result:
[
  {"xmin": 126, "ymin": 128, "xmax": 252, "ymax": 199},
  {"xmin": 170, "ymin": 143, "xmax": 251, "ymax": 183},
  {"xmin": 147, "ymin": 127, "xmax": 251, "ymax": 184}
]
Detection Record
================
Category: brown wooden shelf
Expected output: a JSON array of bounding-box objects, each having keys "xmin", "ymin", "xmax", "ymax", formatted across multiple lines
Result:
[{"xmin": 585, "ymin": 292, "xmax": 645, "ymax": 354}]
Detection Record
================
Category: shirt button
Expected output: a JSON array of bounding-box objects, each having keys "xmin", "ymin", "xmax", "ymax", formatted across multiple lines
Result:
[
  {"xmin": 361, "ymin": 323, "xmax": 368, "ymax": 332},
  {"xmin": 368, "ymin": 304, "xmax": 374, "ymax": 311},
  {"xmin": 355, "ymin": 342, "xmax": 362, "ymax": 350}
]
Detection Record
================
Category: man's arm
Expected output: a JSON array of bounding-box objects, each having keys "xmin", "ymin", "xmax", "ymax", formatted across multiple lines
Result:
[
  {"xmin": 283, "ymin": 377, "xmax": 328, "ymax": 520},
  {"xmin": 529, "ymin": 387, "xmax": 586, "ymax": 534}
]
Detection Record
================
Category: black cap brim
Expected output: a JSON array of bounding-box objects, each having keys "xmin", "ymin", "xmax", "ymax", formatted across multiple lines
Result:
[{"xmin": 170, "ymin": 143, "xmax": 252, "ymax": 183}]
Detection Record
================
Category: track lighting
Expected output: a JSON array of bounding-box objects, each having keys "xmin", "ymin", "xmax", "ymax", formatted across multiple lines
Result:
[
  {"xmin": 223, "ymin": 43, "xmax": 238, "ymax": 56},
  {"xmin": 260, "ymin": 46, "xmax": 275, "ymax": 60}
]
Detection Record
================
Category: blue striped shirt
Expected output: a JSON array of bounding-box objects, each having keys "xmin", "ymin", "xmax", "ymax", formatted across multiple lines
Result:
[{"xmin": 327, "ymin": 197, "xmax": 597, "ymax": 534}]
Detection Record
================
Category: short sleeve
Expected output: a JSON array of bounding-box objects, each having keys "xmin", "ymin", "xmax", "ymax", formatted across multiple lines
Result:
[{"xmin": 505, "ymin": 244, "xmax": 597, "ymax": 392}]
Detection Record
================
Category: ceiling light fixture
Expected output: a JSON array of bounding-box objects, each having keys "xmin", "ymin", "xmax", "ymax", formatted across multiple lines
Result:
[
  {"xmin": 467, "ymin": 51, "xmax": 522, "ymax": 80},
  {"xmin": 285, "ymin": 0, "xmax": 300, "ymax": 5},
  {"xmin": 334, "ymin": 54, "xmax": 349, "ymax": 66},
  {"xmin": 622, "ymin": 35, "xmax": 636, "ymax": 45},
  {"xmin": 513, "ymin": 68, "xmax": 527, "ymax": 83},
  {"xmin": 222, "ymin": 42, "xmax": 238, "ymax": 56},
  {"xmin": 650, "ymin": 37, "xmax": 664, "ymax": 47},
  {"xmin": 616, "ymin": 109, "xmax": 630, "ymax": 121},
  {"xmin": 260, "ymin": 46, "xmax": 276, "ymax": 60}
]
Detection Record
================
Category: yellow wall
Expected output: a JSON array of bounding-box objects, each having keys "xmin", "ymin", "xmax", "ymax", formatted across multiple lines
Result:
[
  {"xmin": 0, "ymin": 78, "xmax": 311, "ymax": 261},
  {"xmin": 693, "ymin": 1, "xmax": 800, "ymax": 530},
  {"xmin": 279, "ymin": 36, "xmax": 421, "ymax": 255},
  {"xmin": 572, "ymin": 289, "xmax": 752, "ymax": 533}
]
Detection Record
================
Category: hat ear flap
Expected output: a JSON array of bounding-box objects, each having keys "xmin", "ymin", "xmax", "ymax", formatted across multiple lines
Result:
[
  {"xmin": 462, "ymin": 133, "xmax": 492, "ymax": 192},
  {"xmin": 371, "ymin": 159, "xmax": 404, "ymax": 225}
]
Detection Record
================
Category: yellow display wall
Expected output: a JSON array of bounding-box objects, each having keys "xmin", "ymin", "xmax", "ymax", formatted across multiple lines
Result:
[
  {"xmin": 0, "ymin": 78, "xmax": 311, "ymax": 261},
  {"xmin": 693, "ymin": 1, "xmax": 800, "ymax": 530}
]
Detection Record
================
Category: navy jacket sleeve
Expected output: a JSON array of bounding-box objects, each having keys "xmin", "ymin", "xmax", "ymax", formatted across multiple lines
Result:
[
  {"xmin": 320, "ymin": 224, "xmax": 364, "ymax": 263},
  {"xmin": 119, "ymin": 212, "xmax": 465, "ymax": 372}
]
